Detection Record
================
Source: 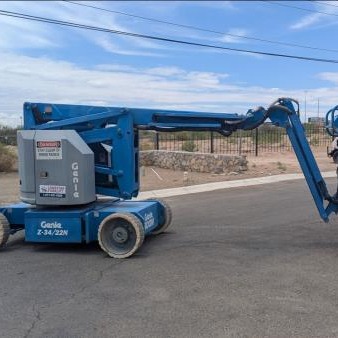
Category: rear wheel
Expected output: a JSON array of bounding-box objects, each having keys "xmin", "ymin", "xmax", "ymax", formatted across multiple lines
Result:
[
  {"xmin": 98, "ymin": 213, "xmax": 144, "ymax": 258},
  {"xmin": 0, "ymin": 213, "xmax": 10, "ymax": 248},
  {"xmin": 150, "ymin": 199, "xmax": 172, "ymax": 235},
  {"xmin": 333, "ymin": 151, "xmax": 338, "ymax": 164}
]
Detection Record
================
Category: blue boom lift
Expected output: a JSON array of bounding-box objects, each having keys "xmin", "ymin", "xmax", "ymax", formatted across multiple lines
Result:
[{"xmin": 1, "ymin": 97, "xmax": 338, "ymax": 258}]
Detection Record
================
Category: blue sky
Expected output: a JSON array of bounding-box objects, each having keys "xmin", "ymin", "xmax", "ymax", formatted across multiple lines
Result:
[{"xmin": 1, "ymin": 1, "xmax": 338, "ymax": 126}]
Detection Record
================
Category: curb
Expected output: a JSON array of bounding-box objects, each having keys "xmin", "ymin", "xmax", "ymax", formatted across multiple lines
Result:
[{"xmin": 137, "ymin": 171, "xmax": 337, "ymax": 200}]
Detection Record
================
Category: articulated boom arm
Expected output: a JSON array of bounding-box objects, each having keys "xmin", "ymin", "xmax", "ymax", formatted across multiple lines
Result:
[
  {"xmin": 22, "ymin": 98, "xmax": 338, "ymax": 221},
  {"xmin": 23, "ymin": 101, "xmax": 267, "ymax": 135},
  {"xmin": 267, "ymin": 98, "xmax": 338, "ymax": 222}
]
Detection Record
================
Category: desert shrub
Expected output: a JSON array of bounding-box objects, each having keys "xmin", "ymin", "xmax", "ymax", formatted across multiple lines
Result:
[
  {"xmin": 0, "ymin": 125, "xmax": 18, "ymax": 146},
  {"xmin": 276, "ymin": 161, "xmax": 287, "ymax": 171},
  {"xmin": 0, "ymin": 143, "xmax": 16, "ymax": 172},
  {"xmin": 182, "ymin": 140, "xmax": 197, "ymax": 152},
  {"xmin": 140, "ymin": 142, "xmax": 154, "ymax": 151},
  {"xmin": 310, "ymin": 136, "xmax": 319, "ymax": 146}
]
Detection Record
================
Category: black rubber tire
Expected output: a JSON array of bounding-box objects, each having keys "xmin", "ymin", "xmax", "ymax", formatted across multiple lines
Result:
[
  {"xmin": 150, "ymin": 199, "xmax": 173, "ymax": 235},
  {"xmin": 0, "ymin": 213, "xmax": 10, "ymax": 248},
  {"xmin": 333, "ymin": 151, "xmax": 338, "ymax": 164},
  {"xmin": 98, "ymin": 213, "xmax": 144, "ymax": 258}
]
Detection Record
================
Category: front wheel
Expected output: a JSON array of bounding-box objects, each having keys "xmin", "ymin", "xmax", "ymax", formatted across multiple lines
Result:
[
  {"xmin": 151, "ymin": 199, "xmax": 172, "ymax": 235},
  {"xmin": 0, "ymin": 213, "xmax": 10, "ymax": 248},
  {"xmin": 98, "ymin": 213, "xmax": 145, "ymax": 258}
]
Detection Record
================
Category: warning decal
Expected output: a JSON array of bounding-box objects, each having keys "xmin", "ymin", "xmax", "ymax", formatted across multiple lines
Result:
[
  {"xmin": 36, "ymin": 140, "xmax": 62, "ymax": 160},
  {"xmin": 39, "ymin": 185, "xmax": 66, "ymax": 198}
]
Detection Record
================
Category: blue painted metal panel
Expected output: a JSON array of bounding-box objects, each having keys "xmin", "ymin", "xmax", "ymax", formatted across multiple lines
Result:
[
  {"xmin": 0, "ymin": 203, "xmax": 29, "ymax": 226},
  {"xmin": 95, "ymin": 186, "xmax": 123, "ymax": 198},
  {"xmin": 84, "ymin": 211, "xmax": 100, "ymax": 243},
  {"xmin": 25, "ymin": 212, "xmax": 83, "ymax": 243},
  {"xmin": 80, "ymin": 126, "xmax": 117, "ymax": 144},
  {"xmin": 112, "ymin": 113, "xmax": 137, "ymax": 200},
  {"xmin": 23, "ymin": 204, "xmax": 95, "ymax": 242},
  {"xmin": 94, "ymin": 165, "xmax": 117, "ymax": 176}
]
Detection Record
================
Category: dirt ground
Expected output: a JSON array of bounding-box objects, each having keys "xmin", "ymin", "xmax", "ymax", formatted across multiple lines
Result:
[{"xmin": 0, "ymin": 147, "xmax": 336, "ymax": 204}]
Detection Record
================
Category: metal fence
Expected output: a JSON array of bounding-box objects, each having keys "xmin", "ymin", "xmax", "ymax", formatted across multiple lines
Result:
[
  {"xmin": 0, "ymin": 135, "xmax": 17, "ymax": 145},
  {"xmin": 1, "ymin": 124, "xmax": 333, "ymax": 156},
  {"xmin": 139, "ymin": 123, "xmax": 333, "ymax": 156}
]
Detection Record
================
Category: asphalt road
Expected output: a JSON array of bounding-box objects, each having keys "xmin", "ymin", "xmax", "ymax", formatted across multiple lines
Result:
[{"xmin": 1, "ymin": 179, "xmax": 338, "ymax": 338}]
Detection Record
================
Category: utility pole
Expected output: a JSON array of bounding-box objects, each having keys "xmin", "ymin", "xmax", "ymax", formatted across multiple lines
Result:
[
  {"xmin": 317, "ymin": 98, "xmax": 320, "ymax": 127},
  {"xmin": 304, "ymin": 90, "xmax": 307, "ymax": 124},
  {"xmin": 317, "ymin": 98, "xmax": 320, "ymax": 124}
]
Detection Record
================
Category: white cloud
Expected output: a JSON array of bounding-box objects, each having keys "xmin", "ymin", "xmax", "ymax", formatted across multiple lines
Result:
[
  {"xmin": 0, "ymin": 1, "xmax": 166, "ymax": 55},
  {"xmin": 0, "ymin": 52, "xmax": 335, "ymax": 127},
  {"xmin": 289, "ymin": 2, "xmax": 338, "ymax": 30},
  {"xmin": 0, "ymin": 1, "xmax": 268, "ymax": 63},
  {"xmin": 317, "ymin": 72, "xmax": 338, "ymax": 84},
  {"xmin": 145, "ymin": 66, "xmax": 185, "ymax": 77},
  {"xmin": 290, "ymin": 13, "xmax": 323, "ymax": 30},
  {"xmin": 0, "ymin": 11, "xmax": 61, "ymax": 50},
  {"xmin": 94, "ymin": 36, "xmax": 164, "ymax": 57},
  {"xmin": 219, "ymin": 28, "xmax": 250, "ymax": 44}
]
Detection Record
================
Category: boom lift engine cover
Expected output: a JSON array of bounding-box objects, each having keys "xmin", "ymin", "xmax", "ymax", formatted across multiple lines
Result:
[{"xmin": 18, "ymin": 130, "xmax": 96, "ymax": 206}]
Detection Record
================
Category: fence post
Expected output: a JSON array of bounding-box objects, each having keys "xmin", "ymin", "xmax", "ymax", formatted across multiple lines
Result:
[
  {"xmin": 255, "ymin": 129, "xmax": 259, "ymax": 156},
  {"xmin": 238, "ymin": 130, "xmax": 242, "ymax": 156},
  {"xmin": 210, "ymin": 131, "xmax": 214, "ymax": 153},
  {"xmin": 155, "ymin": 132, "xmax": 159, "ymax": 150}
]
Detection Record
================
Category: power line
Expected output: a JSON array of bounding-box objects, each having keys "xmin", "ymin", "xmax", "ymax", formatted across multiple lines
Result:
[
  {"xmin": 62, "ymin": 0, "xmax": 338, "ymax": 54},
  {"xmin": 1, "ymin": 9, "xmax": 338, "ymax": 64},
  {"xmin": 263, "ymin": 1, "xmax": 338, "ymax": 17}
]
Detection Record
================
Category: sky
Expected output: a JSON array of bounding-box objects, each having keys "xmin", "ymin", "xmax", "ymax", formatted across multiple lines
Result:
[{"xmin": 1, "ymin": 1, "xmax": 338, "ymax": 126}]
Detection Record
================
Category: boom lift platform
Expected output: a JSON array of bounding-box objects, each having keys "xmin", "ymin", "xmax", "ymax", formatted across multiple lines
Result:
[{"xmin": 1, "ymin": 98, "xmax": 338, "ymax": 258}]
